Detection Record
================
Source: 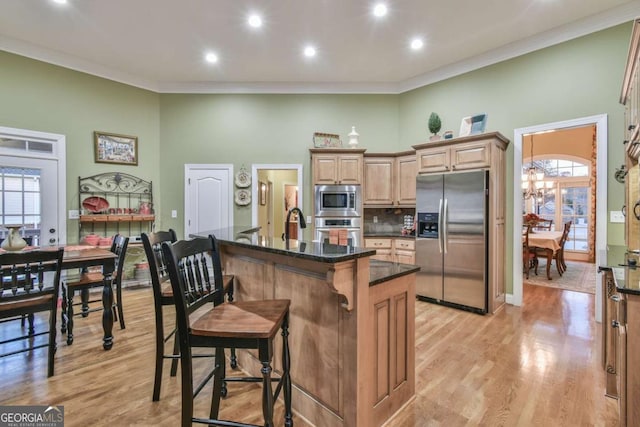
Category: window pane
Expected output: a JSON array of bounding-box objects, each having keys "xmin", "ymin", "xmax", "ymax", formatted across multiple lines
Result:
[
  {"xmin": 4, "ymin": 176, "xmax": 22, "ymax": 191},
  {"xmin": 4, "ymin": 192, "xmax": 22, "ymax": 214}
]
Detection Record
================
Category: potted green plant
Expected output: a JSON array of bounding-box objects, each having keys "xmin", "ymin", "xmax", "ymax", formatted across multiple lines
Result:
[{"xmin": 428, "ymin": 112, "xmax": 442, "ymax": 141}]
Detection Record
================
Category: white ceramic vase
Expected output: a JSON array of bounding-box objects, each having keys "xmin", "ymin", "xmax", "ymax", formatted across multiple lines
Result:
[
  {"xmin": 348, "ymin": 126, "xmax": 359, "ymax": 148},
  {"xmin": 1, "ymin": 226, "xmax": 27, "ymax": 251}
]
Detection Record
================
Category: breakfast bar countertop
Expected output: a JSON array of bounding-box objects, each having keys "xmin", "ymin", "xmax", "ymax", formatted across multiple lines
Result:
[
  {"xmin": 600, "ymin": 244, "xmax": 640, "ymax": 295},
  {"xmin": 191, "ymin": 226, "xmax": 376, "ymax": 264}
]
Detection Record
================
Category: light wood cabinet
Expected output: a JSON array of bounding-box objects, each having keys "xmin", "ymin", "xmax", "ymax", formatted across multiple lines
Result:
[
  {"xmin": 363, "ymin": 151, "xmax": 416, "ymax": 206},
  {"xmin": 413, "ymin": 132, "xmax": 509, "ymax": 313},
  {"xmin": 310, "ymin": 148, "xmax": 365, "ymax": 185},
  {"xmin": 365, "ymin": 237, "xmax": 415, "ymax": 264},
  {"xmin": 396, "ymin": 153, "xmax": 417, "ymax": 205},
  {"xmin": 621, "ymin": 19, "xmax": 640, "ymax": 250},
  {"xmin": 621, "ymin": 18, "xmax": 640, "ymax": 163},
  {"xmin": 363, "ymin": 156, "xmax": 394, "ymax": 205},
  {"xmin": 416, "ymin": 140, "xmax": 491, "ymax": 174}
]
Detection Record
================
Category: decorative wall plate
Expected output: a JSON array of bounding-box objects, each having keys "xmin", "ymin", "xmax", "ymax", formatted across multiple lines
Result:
[
  {"xmin": 235, "ymin": 189, "xmax": 251, "ymax": 206},
  {"xmin": 235, "ymin": 169, "xmax": 251, "ymax": 188}
]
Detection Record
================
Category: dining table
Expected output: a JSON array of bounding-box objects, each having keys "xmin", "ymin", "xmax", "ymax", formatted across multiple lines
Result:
[{"xmin": 527, "ymin": 230, "xmax": 564, "ymax": 280}]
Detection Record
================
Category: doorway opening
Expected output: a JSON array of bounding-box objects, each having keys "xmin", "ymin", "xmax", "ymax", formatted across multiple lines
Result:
[
  {"xmin": 512, "ymin": 114, "xmax": 607, "ymax": 323},
  {"xmin": 251, "ymin": 165, "xmax": 303, "ymax": 240}
]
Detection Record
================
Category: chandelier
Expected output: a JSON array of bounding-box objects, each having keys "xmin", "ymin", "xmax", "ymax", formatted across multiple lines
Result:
[{"xmin": 522, "ymin": 134, "xmax": 552, "ymax": 200}]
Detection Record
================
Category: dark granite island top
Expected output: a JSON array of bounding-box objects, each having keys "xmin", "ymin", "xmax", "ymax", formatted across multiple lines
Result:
[
  {"xmin": 193, "ymin": 226, "xmax": 419, "ymax": 286},
  {"xmin": 191, "ymin": 225, "xmax": 417, "ymax": 427},
  {"xmin": 192, "ymin": 226, "xmax": 376, "ymax": 264}
]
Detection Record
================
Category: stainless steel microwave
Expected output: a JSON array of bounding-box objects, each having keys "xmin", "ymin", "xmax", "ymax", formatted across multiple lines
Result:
[{"xmin": 314, "ymin": 185, "xmax": 361, "ymax": 217}]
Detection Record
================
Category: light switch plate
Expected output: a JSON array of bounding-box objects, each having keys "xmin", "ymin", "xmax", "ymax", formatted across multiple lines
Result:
[
  {"xmin": 306, "ymin": 216, "xmax": 311, "ymax": 223},
  {"xmin": 610, "ymin": 211, "xmax": 625, "ymax": 223},
  {"xmin": 68, "ymin": 209, "xmax": 79, "ymax": 219},
  {"xmin": 171, "ymin": 210, "xmax": 177, "ymax": 218}
]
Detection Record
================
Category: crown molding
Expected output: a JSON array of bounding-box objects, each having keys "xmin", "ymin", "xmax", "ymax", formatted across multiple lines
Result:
[
  {"xmin": 398, "ymin": 2, "xmax": 640, "ymax": 93},
  {"xmin": 0, "ymin": 35, "xmax": 159, "ymax": 92}
]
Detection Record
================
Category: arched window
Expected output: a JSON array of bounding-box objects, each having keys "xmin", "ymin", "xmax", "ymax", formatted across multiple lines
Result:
[{"xmin": 522, "ymin": 155, "xmax": 591, "ymax": 256}]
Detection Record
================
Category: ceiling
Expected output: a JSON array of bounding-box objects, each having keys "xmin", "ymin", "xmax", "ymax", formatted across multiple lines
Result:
[{"xmin": 0, "ymin": 0, "xmax": 639, "ymax": 94}]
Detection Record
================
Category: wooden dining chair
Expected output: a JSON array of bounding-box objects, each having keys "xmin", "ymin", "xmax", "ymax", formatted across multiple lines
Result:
[
  {"xmin": 61, "ymin": 235, "xmax": 129, "ymax": 345},
  {"xmin": 142, "ymin": 230, "xmax": 236, "ymax": 402},
  {"xmin": 522, "ymin": 225, "xmax": 538, "ymax": 279},
  {"xmin": 533, "ymin": 218, "xmax": 553, "ymax": 231},
  {"xmin": 0, "ymin": 248, "xmax": 64, "ymax": 377},
  {"xmin": 534, "ymin": 221, "xmax": 572, "ymax": 276},
  {"xmin": 162, "ymin": 235, "xmax": 292, "ymax": 427}
]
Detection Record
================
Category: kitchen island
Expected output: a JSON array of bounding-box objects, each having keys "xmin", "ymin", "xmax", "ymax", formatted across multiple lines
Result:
[{"xmin": 192, "ymin": 227, "xmax": 418, "ymax": 427}]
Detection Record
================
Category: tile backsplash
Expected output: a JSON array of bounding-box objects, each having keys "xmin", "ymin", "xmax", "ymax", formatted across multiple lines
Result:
[{"xmin": 363, "ymin": 208, "xmax": 415, "ymax": 234}]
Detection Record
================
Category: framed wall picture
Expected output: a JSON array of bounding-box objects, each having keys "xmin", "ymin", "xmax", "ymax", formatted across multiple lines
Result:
[{"xmin": 94, "ymin": 131, "xmax": 138, "ymax": 165}]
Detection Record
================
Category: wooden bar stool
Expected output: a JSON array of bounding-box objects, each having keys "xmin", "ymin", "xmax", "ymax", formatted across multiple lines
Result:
[
  {"xmin": 162, "ymin": 235, "xmax": 293, "ymax": 427},
  {"xmin": 142, "ymin": 230, "xmax": 236, "ymax": 402}
]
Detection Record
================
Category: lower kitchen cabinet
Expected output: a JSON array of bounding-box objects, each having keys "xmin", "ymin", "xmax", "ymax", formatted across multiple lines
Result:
[
  {"xmin": 600, "ymin": 267, "xmax": 640, "ymax": 427},
  {"xmin": 365, "ymin": 237, "xmax": 415, "ymax": 264}
]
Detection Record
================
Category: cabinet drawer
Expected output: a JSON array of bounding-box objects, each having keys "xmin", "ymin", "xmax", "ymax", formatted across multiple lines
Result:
[
  {"xmin": 365, "ymin": 238, "xmax": 392, "ymax": 249},
  {"xmin": 395, "ymin": 239, "xmax": 415, "ymax": 250}
]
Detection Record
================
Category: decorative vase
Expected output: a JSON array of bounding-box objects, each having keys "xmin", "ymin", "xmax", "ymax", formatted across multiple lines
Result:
[
  {"xmin": 1, "ymin": 226, "xmax": 27, "ymax": 251},
  {"xmin": 429, "ymin": 134, "xmax": 441, "ymax": 142},
  {"xmin": 348, "ymin": 126, "xmax": 360, "ymax": 148}
]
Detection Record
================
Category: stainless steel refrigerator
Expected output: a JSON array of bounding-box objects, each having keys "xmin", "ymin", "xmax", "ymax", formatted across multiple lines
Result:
[{"xmin": 415, "ymin": 170, "xmax": 488, "ymax": 313}]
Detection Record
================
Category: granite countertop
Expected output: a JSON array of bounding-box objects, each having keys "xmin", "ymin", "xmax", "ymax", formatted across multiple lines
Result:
[
  {"xmin": 600, "ymin": 245, "xmax": 640, "ymax": 295},
  {"xmin": 191, "ymin": 226, "xmax": 376, "ymax": 264},
  {"xmin": 369, "ymin": 260, "xmax": 420, "ymax": 286}
]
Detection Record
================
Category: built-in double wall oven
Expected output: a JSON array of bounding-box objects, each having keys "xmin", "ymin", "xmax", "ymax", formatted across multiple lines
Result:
[{"xmin": 314, "ymin": 185, "xmax": 361, "ymax": 246}]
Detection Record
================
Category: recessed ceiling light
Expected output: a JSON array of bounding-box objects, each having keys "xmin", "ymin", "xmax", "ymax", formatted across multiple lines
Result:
[
  {"xmin": 410, "ymin": 38, "xmax": 424, "ymax": 50},
  {"xmin": 373, "ymin": 3, "xmax": 388, "ymax": 18},
  {"xmin": 205, "ymin": 52, "xmax": 218, "ymax": 63},
  {"xmin": 304, "ymin": 46, "xmax": 316, "ymax": 58},
  {"xmin": 52, "ymin": 0, "xmax": 68, "ymax": 4},
  {"xmin": 248, "ymin": 14, "xmax": 262, "ymax": 28}
]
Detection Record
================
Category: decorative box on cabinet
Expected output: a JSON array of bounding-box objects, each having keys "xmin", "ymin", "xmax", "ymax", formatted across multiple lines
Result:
[
  {"xmin": 310, "ymin": 148, "xmax": 365, "ymax": 185},
  {"xmin": 412, "ymin": 132, "xmax": 509, "ymax": 314},
  {"xmin": 363, "ymin": 151, "xmax": 416, "ymax": 206}
]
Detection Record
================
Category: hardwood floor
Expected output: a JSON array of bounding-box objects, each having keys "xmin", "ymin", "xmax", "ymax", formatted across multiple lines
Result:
[{"xmin": 0, "ymin": 283, "xmax": 618, "ymax": 426}]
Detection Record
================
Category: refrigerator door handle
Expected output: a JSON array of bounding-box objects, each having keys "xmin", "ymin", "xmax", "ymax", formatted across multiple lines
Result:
[
  {"xmin": 443, "ymin": 198, "xmax": 448, "ymax": 254},
  {"xmin": 438, "ymin": 198, "xmax": 443, "ymax": 254}
]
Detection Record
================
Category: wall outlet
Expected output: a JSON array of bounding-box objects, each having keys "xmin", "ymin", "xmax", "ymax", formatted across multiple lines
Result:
[
  {"xmin": 171, "ymin": 209, "xmax": 177, "ymax": 218},
  {"xmin": 373, "ymin": 216, "xmax": 378, "ymax": 223},
  {"xmin": 610, "ymin": 211, "xmax": 625, "ymax": 223},
  {"xmin": 68, "ymin": 209, "xmax": 79, "ymax": 220}
]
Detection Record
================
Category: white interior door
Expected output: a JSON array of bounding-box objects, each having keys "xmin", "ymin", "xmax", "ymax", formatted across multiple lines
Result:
[
  {"xmin": 0, "ymin": 155, "xmax": 59, "ymax": 245},
  {"xmin": 184, "ymin": 164, "xmax": 233, "ymax": 238}
]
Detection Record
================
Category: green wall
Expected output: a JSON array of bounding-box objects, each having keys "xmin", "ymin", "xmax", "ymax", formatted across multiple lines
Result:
[
  {"xmin": 0, "ymin": 21, "xmax": 632, "ymax": 296},
  {"xmin": 158, "ymin": 94, "xmax": 399, "ymax": 232},
  {"xmin": 0, "ymin": 51, "xmax": 160, "ymax": 243}
]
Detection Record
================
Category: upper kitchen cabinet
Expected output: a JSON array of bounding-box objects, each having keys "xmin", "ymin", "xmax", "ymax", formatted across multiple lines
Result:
[
  {"xmin": 414, "ymin": 136, "xmax": 499, "ymax": 173},
  {"xmin": 310, "ymin": 148, "xmax": 365, "ymax": 185},
  {"xmin": 621, "ymin": 18, "xmax": 640, "ymax": 163},
  {"xmin": 413, "ymin": 132, "xmax": 508, "ymax": 175},
  {"xmin": 363, "ymin": 151, "xmax": 416, "ymax": 206}
]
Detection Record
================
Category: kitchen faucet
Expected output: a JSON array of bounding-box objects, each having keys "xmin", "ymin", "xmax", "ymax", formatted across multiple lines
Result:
[{"xmin": 282, "ymin": 207, "xmax": 306, "ymax": 241}]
